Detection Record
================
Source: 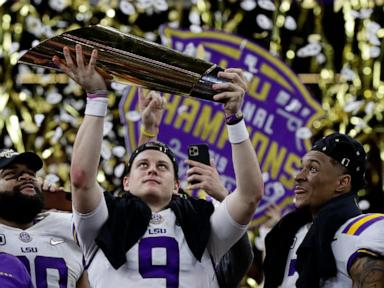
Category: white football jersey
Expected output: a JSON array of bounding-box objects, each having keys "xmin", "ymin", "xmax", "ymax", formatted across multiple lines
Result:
[
  {"xmin": 0, "ymin": 212, "xmax": 84, "ymax": 288},
  {"xmin": 73, "ymin": 197, "xmax": 247, "ymax": 288},
  {"xmin": 323, "ymin": 213, "xmax": 384, "ymax": 287},
  {"xmin": 281, "ymin": 213, "xmax": 384, "ymax": 287}
]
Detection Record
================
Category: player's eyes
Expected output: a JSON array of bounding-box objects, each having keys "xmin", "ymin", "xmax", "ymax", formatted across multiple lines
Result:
[
  {"xmin": 138, "ymin": 162, "xmax": 148, "ymax": 168},
  {"xmin": 4, "ymin": 172, "xmax": 18, "ymax": 179},
  {"xmin": 157, "ymin": 163, "xmax": 168, "ymax": 170},
  {"xmin": 309, "ymin": 166, "xmax": 319, "ymax": 173}
]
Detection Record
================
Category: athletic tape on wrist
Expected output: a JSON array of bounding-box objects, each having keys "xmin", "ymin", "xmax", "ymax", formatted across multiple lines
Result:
[
  {"xmin": 84, "ymin": 97, "xmax": 108, "ymax": 117},
  {"xmin": 226, "ymin": 119, "xmax": 249, "ymax": 144}
]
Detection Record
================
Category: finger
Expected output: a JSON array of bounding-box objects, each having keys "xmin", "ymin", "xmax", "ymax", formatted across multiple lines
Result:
[
  {"xmin": 160, "ymin": 96, "xmax": 167, "ymax": 109},
  {"xmin": 213, "ymin": 90, "xmax": 242, "ymax": 102},
  {"xmin": 146, "ymin": 97, "xmax": 159, "ymax": 112},
  {"xmin": 187, "ymin": 166, "xmax": 209, "ymax": 177},
  {"xmin": 224, "ymin": 67, "xmax": 243, "ymax": 74},
  {"xmin": 147, "ymin": 90, "xmax": 160, "ymax": 99},
  {"xmin": 48, "ymin": 184, "xmax": 56, "ymax": 192},
  {"xmin": 41, "ymin": 181, "xmax": 50, "ymax": 191},
  {"xmin": 88, "ymin": 49, "xmax": 98, "ymax": 70},
  {"xmin": 75, "ymin": 44, "xmax": 85, "ymax": 70},
  {"xmin": 138, "ymin": 88, "xmax": 145, "ymax": 107},
  {"xmin": 63, "ymin": 46, "xmax": 75, "ymax": 69},
  {"xmin": 187, "ymin": 180, "xmax": 204, "ymax": 191},
  {"xmin": 185, "ymin": 159, "xmax": 211, "ymax": 169},
  {"xmin": 139, "ymin": 89, "xmax": 152, "ymax": 111},
  {"xmin": 210, "ymin": 159, "xmax": 217, "ymax": 168},
  {"xmin": 52, "ymin": 55, "xmax": 69, "ymax": 72},
  {"xmin": 187, "ymin": 173, "xmax": 204, "ymax": 183},
  {"xmin": 218, "ymin": 70, "xmax": 247, "ymax": 90}
]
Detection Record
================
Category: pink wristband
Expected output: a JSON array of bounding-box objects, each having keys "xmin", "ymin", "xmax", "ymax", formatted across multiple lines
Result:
[{"xmin": 86, "ymin": 90, "xmax": 108, "ymax": 99}]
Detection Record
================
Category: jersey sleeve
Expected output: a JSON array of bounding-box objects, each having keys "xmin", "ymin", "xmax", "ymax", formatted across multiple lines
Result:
[
  {"xmin": 207, "ymin": 197, "xmax": 248, "ymax": 264},
  {"xmin": 72, "ymin": 196, "xmax": 108, "ymax": 264},
  {"xmin": 343, "ymin": 214, "xmax": 384, "ymax": 272}
]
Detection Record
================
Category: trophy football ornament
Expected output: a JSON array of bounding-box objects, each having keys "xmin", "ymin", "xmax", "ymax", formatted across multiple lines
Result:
[{"xmin": 18, "ymin": 25, "xmax": 228, "ymax": 102}]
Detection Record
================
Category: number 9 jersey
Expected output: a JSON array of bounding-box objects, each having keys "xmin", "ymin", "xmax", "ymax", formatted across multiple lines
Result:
[
  {"xmin": 0, "ymin": 212, "xmax": 84, "ymax": 288},
  {"xmin": 74, "ymin": 196, "xmax": 247, "ymax": 288}
]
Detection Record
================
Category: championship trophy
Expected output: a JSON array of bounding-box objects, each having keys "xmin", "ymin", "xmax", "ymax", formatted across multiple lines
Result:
[{"xmin": 18, "ymin": 25, "xmax": 227, "ymax": 102}]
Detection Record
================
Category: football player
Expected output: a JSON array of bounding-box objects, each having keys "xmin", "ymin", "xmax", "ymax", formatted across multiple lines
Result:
[
  {"xmin": 263, "ymin": 133, "xmax": 384, "ymax": 287},
  {"xmin": 53, "ymin": 44, "xmax": 263, "ymax": 287},
  {"xmin": 0, "ymin": 149, "xmax": 88, "ymax": 287}
]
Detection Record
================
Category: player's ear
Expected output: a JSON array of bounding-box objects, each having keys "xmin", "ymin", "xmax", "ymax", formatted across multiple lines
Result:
[
  {"xmin": 174, "ymin": 180, "xmax": 180, "ymax": 192},
  {"xmin": 123, "ymin": 175, "xmax": 130, "ymax": 191},
  {"xmin": 336, "ymin": 174, "xmax": 351, "ymax": 193}
]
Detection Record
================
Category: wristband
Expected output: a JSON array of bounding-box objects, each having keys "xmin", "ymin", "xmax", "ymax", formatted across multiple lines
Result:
[
  {"xmin": 84, "ymin": 97, "xmax": 108, "ymax": 117},
  {"xmin": 227, "ymin": 119, "xmax": 249, "ymax": 144},
  {"xmin": 140, "ymin": 125, "xmax": 158, "ymax": 138},
  {"xmin": 86, "ymin": 90, "xmax": 108, "ymax": 99},
  {"xmin": 225, "ymin": 111, "xmax": 243, "ymax": 125}
]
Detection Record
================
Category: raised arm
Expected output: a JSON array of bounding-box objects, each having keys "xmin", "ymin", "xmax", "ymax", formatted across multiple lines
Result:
[
  {"xmin": 138, "ymin": 89, "xmax": 166, "ymax": 145},
  {"xmin": 212, "ymin": 68, "xmax": 264, "ymax": 225},
  {"xmin": 53, "ymin": 44, "xmax": 106, "ymax": 213}
]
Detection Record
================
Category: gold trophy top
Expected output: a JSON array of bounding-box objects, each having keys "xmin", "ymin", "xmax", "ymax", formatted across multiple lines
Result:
[{"xmin": 18, "ymin": 25, "xmax": 227, "ymax": 102}]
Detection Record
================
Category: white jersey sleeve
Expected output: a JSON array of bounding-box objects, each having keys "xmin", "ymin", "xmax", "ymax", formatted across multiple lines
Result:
[
  {"xmin": 280, "ymin": 213, "xmax": 384, "ymax": 288},
  {"xmin": 323, "ymin": 213, "xmax": 384, "ymax": 288},
  {"xmin": 0, "ymin": 212, "xmax": 84, "ymax": 288},
  {"xmin": 72, "ymin": 196, "xmax": 108, "ymax": 265},
  {"xmin": 207, "ymin": 197, "xmax": 248, "ymax": 264}
]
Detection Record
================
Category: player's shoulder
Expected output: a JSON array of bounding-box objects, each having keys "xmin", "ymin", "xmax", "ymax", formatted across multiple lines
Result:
[
  {"xmin": 338, "ymin": 213, "xmax": 384, "ymax": 239},
  {"xmin": 34, "ymin": 211, "xmax": 74, "ymax": 237},
  {"xmin": 37, "ymin": 211, "xmax": 72, "ymax": 223}
]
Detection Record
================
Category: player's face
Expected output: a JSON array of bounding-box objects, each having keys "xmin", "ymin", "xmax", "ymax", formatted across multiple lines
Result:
[
  {"xmin": 123, "ymin": 150, "xmax": 178, "ymax": 211},
  {"xmin": 0, "ymin": 163, "xmax": 43, "ymax": 224},
  {"xmin": 294, "ymin": 151, "xmax": 345, "ymax": 215}
]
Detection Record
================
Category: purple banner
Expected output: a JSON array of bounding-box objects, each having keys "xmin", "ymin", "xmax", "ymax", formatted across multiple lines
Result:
[{"xmin": 119, "ymin": 27, "xmax": 324, "ymax": 227}]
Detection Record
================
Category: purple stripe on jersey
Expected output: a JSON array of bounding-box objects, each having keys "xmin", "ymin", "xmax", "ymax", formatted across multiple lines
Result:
[
  {"xmin": 85, "ymin": 247, "xmax": 100, "ymax": 270},
  {"xmin": 354, "ymin": 216, "xmax": 384, "ymax": 236},
  {"xmin": 341, "ymin": 214, "xmax": 367, "ymax": 233},
  {"xmin": 347, "ymin": 251, "xmax": 361, "ymax": 274},
  {"xmin": 346, "ymin": 249, "xmax": 381, "ymax": 273},
  {"xmin": 288, "ymin": 259, "xmax": 297, "ymax": 276}
]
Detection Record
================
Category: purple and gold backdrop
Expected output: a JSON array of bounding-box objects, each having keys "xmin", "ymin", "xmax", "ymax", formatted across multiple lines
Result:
[{"xmin": 1, "ymin": 0, "xmax": 383, "ymax": 224}]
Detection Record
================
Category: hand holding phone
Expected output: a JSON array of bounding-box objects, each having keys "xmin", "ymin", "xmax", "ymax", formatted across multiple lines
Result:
[
  {"xmin": 187, "ymin": 144, "xmax": 210, "ymax": 185},
  {"xmin": 186, "ymin": 144, "xmax": 229, "ymax": 200}
]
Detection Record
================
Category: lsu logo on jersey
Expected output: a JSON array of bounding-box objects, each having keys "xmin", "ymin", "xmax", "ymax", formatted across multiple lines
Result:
[{"xmin": 342, "ymin": 213, "xmax": 384, "ymax": 236}]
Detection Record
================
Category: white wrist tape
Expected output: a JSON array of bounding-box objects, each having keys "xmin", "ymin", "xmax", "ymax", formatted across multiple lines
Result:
[
  {"xmin": 85, "ymin": 97, "xmax": 108, "ymax": 117},
  {"xmin": 227, "ymin": 119, "xmax": 249, "ymax": 144}
]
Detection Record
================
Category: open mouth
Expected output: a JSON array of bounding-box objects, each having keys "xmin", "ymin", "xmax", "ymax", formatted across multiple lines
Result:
[
  {"xmin": 20, "ymin": 184, "xmax": 36, "ymax": 193},
  {"xmin": 294, "ymin": 186, "xmax": 306, "ymax": 194}
]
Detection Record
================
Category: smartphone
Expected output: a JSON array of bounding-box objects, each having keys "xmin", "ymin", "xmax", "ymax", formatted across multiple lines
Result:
[{"xmin": 188, "ymin": 144, "xmax": 210, "ymax": 185}]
